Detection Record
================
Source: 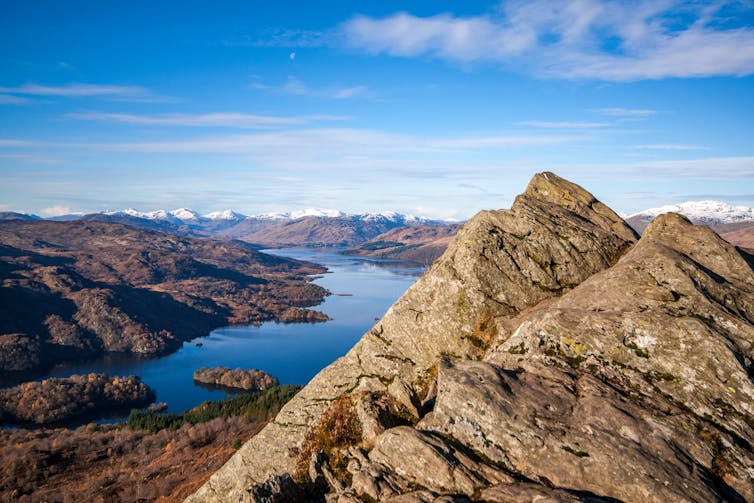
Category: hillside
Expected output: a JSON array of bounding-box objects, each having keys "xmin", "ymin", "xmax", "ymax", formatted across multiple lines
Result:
[
  {"xmin": 0, "ymin": 220, "xmax": 328, "ymax": 381},
  {"xmin": 343, "ymin": 224, "xmax": 463, "ymax": 265},
  {"xmin": 224, "ymin": 215, "xmax": 410, "ymax": 248},
  {"xmin": 720, "ymin": 224, "xmax": 754, "ymax": 250},
  {"xmin": 189, "ymin": 172, "xmax": 754, "ymax": 502}
]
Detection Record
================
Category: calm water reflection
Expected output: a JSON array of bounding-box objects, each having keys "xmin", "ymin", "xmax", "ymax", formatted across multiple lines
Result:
[{"xmin": 48, "ymin": 249, "xmax": 422, "ymax": 415}]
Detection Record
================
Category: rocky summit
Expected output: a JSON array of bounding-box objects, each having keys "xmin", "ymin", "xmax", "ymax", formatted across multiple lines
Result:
[{"xmin": 188, "ymin": 172, "xmax": 754, "ymax": 503}]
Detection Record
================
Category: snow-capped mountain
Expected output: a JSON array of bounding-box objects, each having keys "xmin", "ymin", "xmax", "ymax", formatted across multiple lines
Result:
[
  {"xmin": 250, "ymin": 209, "xmax": 441, "ymax": 224},
  {"xmin": 355, "ymin": 211, "xmax": 433, "ymax": 224},
  {"xmin": 171, "ymin": 208, "xmax": 201, "ymax": 221},
  {"xmin": 204, "ymin": 209, "xmax": 247, "ymax": 221},
  {"xmin": 629, "ymin": 201, "xmax": 754, "ymax": 226},
  {"xmin": 92, "ymin": 207, "xmax": 447, "ymax": 229},
  {"xmin": 626, "ymin": 200, "xmax": 754, "ymax": 234},
  {"xmin": 257, "ymin": 209, "xmax": 347, "ymax": 220},
  {"xmin": 114, "ymin": 208, "xmax": 186, "ymax": 222}
]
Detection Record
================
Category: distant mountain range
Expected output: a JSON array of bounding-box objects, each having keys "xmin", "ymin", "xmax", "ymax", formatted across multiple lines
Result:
[
  {"xmin": 626, "ymin": 200, "xmax": 754, "ymax": 231},
  {"xmin": 4, "ymin": 200, "xmax": 753, "ymax": 251},
  {"xmin": 625, "ymin": 200, "xmax": 754, "ymax": 249},
  {"xmin": 1, "ymin": 208, "xmax": 451, "ymax": 248}
]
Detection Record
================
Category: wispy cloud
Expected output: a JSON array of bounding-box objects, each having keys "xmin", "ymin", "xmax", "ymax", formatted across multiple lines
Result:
[
  {"xmin": 0, "ymin": 139, "xmax": 35, "ymax": 147},
  {"xmin": 341, "ymin": 1, "xmax": 754, "ymax": 80},
  {"xmin": 0, "ymin": 82, "xmax": 175, "ymax": 102},
  {"xmin": 88, "ymin": 129, "xmax": 582, "ymax": 156},
  {"xmin": 67, "ymin": 111, "xmax": 351, "ymax": 129},
  {"xmin": 0, "ymin": 94, "xmax": 33, "ymax": 105},
  {"xmin": 0, "ymin": 153, "xmax": 62, "ymax": 164},
  {"xmin": 226, "ymin": 28, "xmax": 332, "ymax": 48},
  {"xmin": 596, "ymin": 107, "xmax": 657, "ymax": 118},
  {"xmin": 565, "ymin": 156, "xmax": 754, "ymax": 179},
  {"xmin": 518, "ymin": 120, "xmax": 610, "ymax": 129},
  {"xmin": 635, "ymin": 144, "xmax": 711, "ymax": 151},
  {"xmin": 252, "ymin": 76, "xmax": 377, "ymax": 100}
]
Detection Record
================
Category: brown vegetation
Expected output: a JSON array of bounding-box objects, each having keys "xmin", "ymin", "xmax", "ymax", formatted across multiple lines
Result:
[
  {"xmin": 0, "ymin": 220, "xmax": 329, "ymax": 381},
  {"xmin": 193, "ymin": 366, "xmax": 278, "ymax": 392},
  {"xmin": 0, "ymin": 373, "xmax": 154, "ymax": 425},
  {"xmin": 0, "ymin": 384, "xmax": 300, "ymax": 502},
  {"xmin": 293, "ymin": 394, "xmax": 362, "ymax": 483},
  {"xmin": 344, "ymin": 223, "xmax": 462, "ymax": 264},
  {"xmin": 221, "ymin": 215, "xmax": 405, "ymax": 247},
  {"xmin": 0, "ymin": 416, "xmax": 264, "ymax": 502}
]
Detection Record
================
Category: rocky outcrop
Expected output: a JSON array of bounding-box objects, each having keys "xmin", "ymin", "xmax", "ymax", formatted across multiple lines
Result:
[
  {"xmin": 187, "ymin": 172, "xmax": 644, "ymax": 502},
  {"xmin": 190, "ymin": 173, "xmax": 754, "ymax": 502}
]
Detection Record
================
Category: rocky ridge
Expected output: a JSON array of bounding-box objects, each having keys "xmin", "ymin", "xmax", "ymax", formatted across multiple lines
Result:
[{"xmin": 190, "ymin": 172, "xmax": 754, "ymax": 502}]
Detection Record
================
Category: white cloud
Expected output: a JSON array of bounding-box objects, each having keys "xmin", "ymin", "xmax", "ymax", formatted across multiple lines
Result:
[
  {"xmin": 256, "ymin": 76, "xmax": 377, "ymax": 100},
  {"xmin": 67, "ymin": 112, "xmax": 351, "ymax": 128},
  {"xmin": 0, "ymin": 139, "xmax": 34, "ymax": 147},
  {"xmin": 90, "ymin": 128, "xmax": 582, "ymax": 156},
  {"xmin": 0, "ymin": 153, "xmax": 62, "ymax": 164},
  {"xmin": 39, "ymin": 205, "xmax": 74, "ymax": 217},
  {"xmin": 635, "ymin": 144, "xmax": 711, "ymax": 151},
  {"xmin": 330, "ymin": 85, "xmax": 370, "ymax": 99},
  {"xmin": 518, "ymin": 120, "xmax": 610, "ymax": 128},
  {"xmin": 228, "ymin": 28, "xmax": 332, "ymax": 48},
  {"xmin": 0, "ymin": 94, "xmax": 32, "ymax": 105},
  {"xmin": 0, "ymin": 83, "xmax": 147, "ymax": 97},
  {"xmin": 341, "ymin": 1, "xmax": 754, "ymax": 80},
  {"xmin": 565, "ymin": 156, "xmax": 754, "ymax": 179},
  {"xmin": 596, "ymin": 108, "xmax": 657, "ymax": 117},
  {"xmin": 0, "ymin": 82, "xmax": 174, "ymax": 102}
]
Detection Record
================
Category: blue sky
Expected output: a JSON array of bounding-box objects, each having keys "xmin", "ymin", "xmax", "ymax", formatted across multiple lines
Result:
[{"xmin": 1, "ymin": 1, "xmax": 753, "ymax": 219}]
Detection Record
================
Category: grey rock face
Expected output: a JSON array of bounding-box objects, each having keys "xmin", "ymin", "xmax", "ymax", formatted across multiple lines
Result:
[{"xmin": 187, "ymin": 174, "xmax": 754, "ymax": 503}]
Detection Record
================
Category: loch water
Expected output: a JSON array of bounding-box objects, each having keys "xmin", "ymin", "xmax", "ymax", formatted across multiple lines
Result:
[{"xmin": 47, "ymin": 249, "xmax": 423, "ymax": 416}]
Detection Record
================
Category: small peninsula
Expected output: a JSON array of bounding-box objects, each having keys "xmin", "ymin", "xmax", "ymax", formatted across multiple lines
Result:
[{"xmin": 0, "ymin": 373, "xmax": 155, "ymax": 426}]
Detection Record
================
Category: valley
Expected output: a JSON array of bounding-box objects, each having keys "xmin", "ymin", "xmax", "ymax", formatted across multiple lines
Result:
[
  {"xmin": 0, "ymin": 220, "xmax": 328, "ymax": 382},
  {"xmin": 2, "ymin": 179, "xmax": 754, "ymax": 502}
]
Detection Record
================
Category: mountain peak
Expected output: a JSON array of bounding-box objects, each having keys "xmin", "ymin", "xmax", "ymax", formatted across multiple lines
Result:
[
  {"xmin": 523, "ymin": 171, "xmax": 596, "ymax": 207},
  {"xmin": 188, "ymin": 172, "xmax": 644, "ymax": 501},
  {"xmin": 518, "ymin": 171, "xmax": 639, "ymax": 242},
  {"xmin": 627, "ymin": 200, "xmax": 754, "ymax": 234},
  {"xmin": 204, "ymin": 209, "xmax": 246, "ymax": 221},
  {"xmin": 169, "ymin": 208, "xmax": 200, "ymax": 221}
]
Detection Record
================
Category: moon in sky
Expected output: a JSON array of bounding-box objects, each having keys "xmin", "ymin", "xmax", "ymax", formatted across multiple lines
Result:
[{"xmin": 289, "ymin": 52, "xmax": 296, "ymax": 60}]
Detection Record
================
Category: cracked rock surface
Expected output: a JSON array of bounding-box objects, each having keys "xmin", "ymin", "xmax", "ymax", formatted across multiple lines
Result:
[{"xmin": 187, "ymin": 172, "xmax": 754, "ymax": 503}]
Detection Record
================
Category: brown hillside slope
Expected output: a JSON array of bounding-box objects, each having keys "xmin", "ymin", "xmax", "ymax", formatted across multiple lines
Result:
[
  {"xmin": 344, "ymin": 224, "xmax": 462, "ymax": 265},
  {"xmin": 0, "ymin": 220, "xmax": 328, "ymax": 380},
  {"xmin": 227, "ymin": 216, "xmax": 405, "ymax": 247},
  {"xmin": 720, "ymin": 223, "xmax": 754, "ymax": 249}
]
